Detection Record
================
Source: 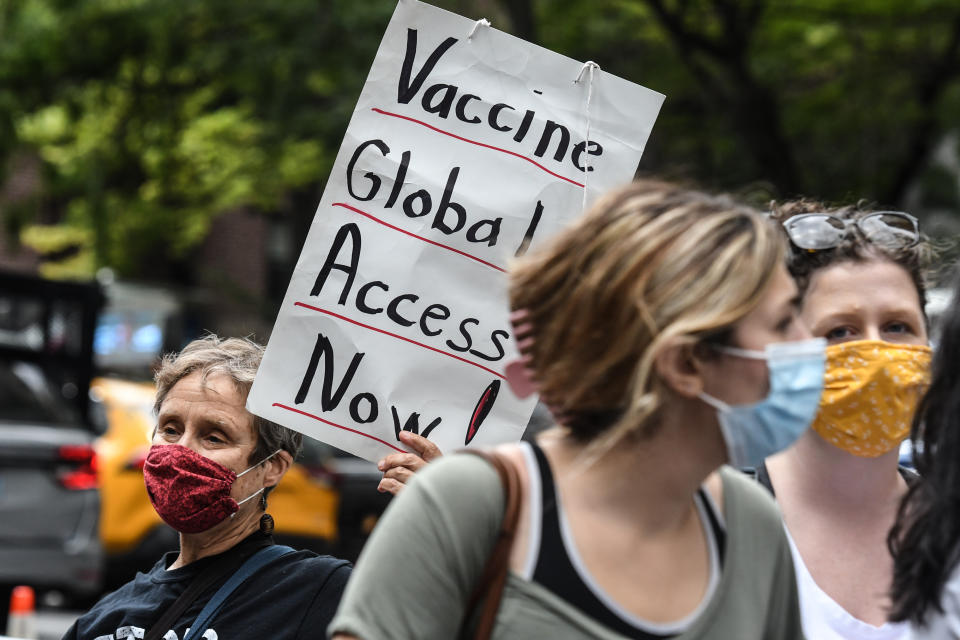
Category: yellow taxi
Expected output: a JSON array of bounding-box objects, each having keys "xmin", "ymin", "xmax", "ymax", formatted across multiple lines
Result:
[{"xmin": 91, "ymin": 377, "xmax": 340, "ymax": 588}]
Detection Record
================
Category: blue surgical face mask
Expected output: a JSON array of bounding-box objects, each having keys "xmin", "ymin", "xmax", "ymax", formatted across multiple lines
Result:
[{"xmin": 697, "ymin": 338, "xmax": 826, "ymax": 469}]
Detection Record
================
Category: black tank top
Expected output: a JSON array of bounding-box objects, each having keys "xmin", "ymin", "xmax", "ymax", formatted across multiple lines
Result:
[{"xmin": 527, "ymin": 442, "xmax": 726, "ymax": 639}]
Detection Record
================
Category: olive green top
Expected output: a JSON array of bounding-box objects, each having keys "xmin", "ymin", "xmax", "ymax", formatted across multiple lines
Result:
[{"xmin": 329, "ymin": 454, "xmax": 804, "ymax": 639}]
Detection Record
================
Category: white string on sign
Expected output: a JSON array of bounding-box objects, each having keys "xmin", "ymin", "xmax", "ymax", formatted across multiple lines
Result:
[
  {"xmin": 468, "ymin": 17, "xmax": 491, "ymax": 40},
  {"xmin": 575, "ymin": 61, "xmax": 600, "ymax": 212}
]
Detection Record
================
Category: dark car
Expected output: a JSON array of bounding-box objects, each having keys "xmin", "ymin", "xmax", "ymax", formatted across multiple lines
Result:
[
  {"xmin": 0, "ymin": 272, "xmax": 105, "ymax": 623},
  {"xmin": 0, "ymin": 361, "xmax": 102, "ymax": 602}
]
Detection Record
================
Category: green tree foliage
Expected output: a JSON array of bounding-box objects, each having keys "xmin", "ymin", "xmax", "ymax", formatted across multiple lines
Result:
[
  {"xmin": 533, "ymin": 0, "xmax": 960, "ymax": 206},
  {"xmin": 1, "ymin": 0, "xmax": 959, "ymax": 279},
  {"xmin": 0, "ymin": 0, "xmax": 401, "ymax": 276}
]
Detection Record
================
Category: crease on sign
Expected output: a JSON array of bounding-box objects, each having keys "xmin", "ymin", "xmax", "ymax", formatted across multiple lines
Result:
[
  {"xmin": 506, "ymin": 40, "xmax": 535, "ymax": 82},
  {"xmin": 382, "ymin": 372, "xmax": 447, "ymax": 442}
]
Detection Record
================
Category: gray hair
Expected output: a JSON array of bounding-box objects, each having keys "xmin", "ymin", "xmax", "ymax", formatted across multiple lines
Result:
[{"xmin": 153, "ymin": 335, "xmax": 303, "ymax": 499}]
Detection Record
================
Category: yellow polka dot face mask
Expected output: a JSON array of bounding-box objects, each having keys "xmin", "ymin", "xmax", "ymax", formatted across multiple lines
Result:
[{"xmin": 811, "ymin": 340, "xmax": 931, "ymax": 457}]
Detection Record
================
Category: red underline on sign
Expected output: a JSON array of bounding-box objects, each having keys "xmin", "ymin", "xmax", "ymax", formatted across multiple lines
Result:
[
  {"xmin": 294, "ymin": 301, "xmax": 506, "ymax": 380},
  {"xmin": 272, "ymin": 402, "xmax": 405, "ymax": 453},
  {"xmin": 371, "ymin": 107, "xmax": 586, "ymax": 189},
  {"xmin": 332, "ymin": 202, "xmax": 505, "ymax": 273}
]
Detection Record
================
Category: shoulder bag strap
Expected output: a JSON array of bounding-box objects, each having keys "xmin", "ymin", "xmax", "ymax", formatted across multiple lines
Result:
[
  {"xmin": 143, "ymin": 547, "xmax": 255, "ymax": 640},
  {"xmin": 182, "ymin": 545, "xmax": 296, "ymax": 640},
  {"xmin": 459, "ymin": 449, "xmax": 522, "ymax": 640},
  {"xmin": 740, "ymin": 461, "xmax": 776, "ymax": 497}
]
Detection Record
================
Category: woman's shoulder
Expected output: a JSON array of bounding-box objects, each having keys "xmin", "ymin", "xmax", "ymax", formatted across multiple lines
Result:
[
  {"xmin": 414, "ymin": 448, "xmax": 507, "ymax": 489},
  {"xmin": 275, "ymin": 548, "xmax": 352, "ymax": 579},
  {"xmin": 393, "ymin": 449, "xmax": 507, "ymax": 522},
  {"xmin": 329, "ymin": 451, "xmax": 513, "ymax": 639},
  {"xmin": 717, "ymin": 465, "xmax": 786, "ymax": 531}
]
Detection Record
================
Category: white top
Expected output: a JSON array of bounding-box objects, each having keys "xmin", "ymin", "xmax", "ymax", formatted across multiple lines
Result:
[
  {"xmin": 911, "ymin": 563, "xmax": 960, "ymax": 639},
  {"xmin": 785, "ymin": 527, "xmax": 911, "ymax": 640}
]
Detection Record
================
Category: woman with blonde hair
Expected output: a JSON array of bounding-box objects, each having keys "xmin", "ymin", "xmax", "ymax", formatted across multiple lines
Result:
[{"xmin": 329, "ymin": 180, "xmax": 821, "ymax": 639}]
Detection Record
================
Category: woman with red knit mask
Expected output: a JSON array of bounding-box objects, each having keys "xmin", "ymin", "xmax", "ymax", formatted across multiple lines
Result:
[{"xmin": 63, "ymin": 336, "xmax": 350, "ymax": 640}]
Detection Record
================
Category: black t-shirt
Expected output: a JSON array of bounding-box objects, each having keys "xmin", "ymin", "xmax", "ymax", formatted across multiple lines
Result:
[{"xmin": 63, "ymin": 534, "xmax": 351, "ymax": 640}]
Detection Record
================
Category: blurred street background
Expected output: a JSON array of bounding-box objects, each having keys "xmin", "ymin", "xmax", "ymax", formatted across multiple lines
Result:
[{"xmin": 2, "ymin": 0, "xmax": 960, "ymax": 636}]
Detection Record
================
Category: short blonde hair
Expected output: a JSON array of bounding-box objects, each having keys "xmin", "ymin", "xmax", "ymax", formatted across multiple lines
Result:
[
  {"xmin": 154, "ymin": 335, "xmax": 303, "ymax": 468},
  {"xmin": 509, "ymin": 179, "xmax": 785, "ymax": 444}
]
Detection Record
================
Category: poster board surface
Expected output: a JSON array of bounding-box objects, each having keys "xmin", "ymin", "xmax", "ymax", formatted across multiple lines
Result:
[{"xmin": 248, "ymin": 0, "xmax": 664, "ymax": 461}]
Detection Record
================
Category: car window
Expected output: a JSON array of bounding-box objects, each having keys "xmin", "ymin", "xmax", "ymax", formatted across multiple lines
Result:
[
  {"xmin": 297, "ymin": 435, "xmax": 338, "ymax": 466},
  {"xmin": 0, "ymin": 361, "xmax": 81, "ymax": 424}
]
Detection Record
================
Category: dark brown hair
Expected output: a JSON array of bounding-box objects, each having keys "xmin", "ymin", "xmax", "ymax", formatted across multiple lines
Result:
[
  {"xmin": 769, "ymin": 200, "xmax": 933, "ymax": 310},
  {"xmin": 889, "ymin": 266, "xmax": 960, "ymax": 625}
]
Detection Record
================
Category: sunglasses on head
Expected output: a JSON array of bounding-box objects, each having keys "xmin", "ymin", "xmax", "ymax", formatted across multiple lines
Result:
[{"xmin": 782, "ymin": 211, "xmax": 919, "ymax": 252}]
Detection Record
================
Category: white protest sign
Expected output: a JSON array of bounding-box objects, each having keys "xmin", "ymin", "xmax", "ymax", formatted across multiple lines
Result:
[{"xmin": 248, "ymin": 0, "xmax": 664, "ymax": 462}]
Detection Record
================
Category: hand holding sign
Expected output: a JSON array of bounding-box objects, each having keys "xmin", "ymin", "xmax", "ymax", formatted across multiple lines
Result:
[
  {"xmin": 376, "ymin": 431, "xmax": 444, "ymax": 495},
  {"xmin": 247, "ymin": 0, "xmax": 663, "ymax": 462}
]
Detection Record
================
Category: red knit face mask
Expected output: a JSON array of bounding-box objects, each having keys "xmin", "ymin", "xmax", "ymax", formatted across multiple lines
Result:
[{"xmin": 143, "ymin": 444, "xmax": 278, "ymax": 534}]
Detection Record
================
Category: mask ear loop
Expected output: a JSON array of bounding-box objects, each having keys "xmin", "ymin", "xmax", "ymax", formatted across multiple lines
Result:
[
  {"xmin": 505, "ymin": 309, "xmax": 539, "ymax": 399},
  {"xmin": 719, "ymin": 338, "xmax": 826, "ymax": 362},
  {"xmin": 234, "ymin": 487, "xmax": 274, "ymax": 534},
  {"xmin": 231, "ymin": 449, "xmax": 284, "ymax": 525},
  {"xmin": 235, "ymin": 449, "xmax": 283, "ymax": 478},
  {"xmin": 236, "ymin": 487, "xmax": 265, "ymax": 506},
  {"xmin": 697, "ymin": 391, "xmax": 732, "ymax": 413},
  {"xmin": 505, "ymin": 309, "xmax": 573, "ymax": 425},
  {"xmin": 698, "ymin": 346, "xmax": 765, "ymax": 412},
  {"xmin": 713, "ymin": 345, "xmax": 768, "ymax": 360}
]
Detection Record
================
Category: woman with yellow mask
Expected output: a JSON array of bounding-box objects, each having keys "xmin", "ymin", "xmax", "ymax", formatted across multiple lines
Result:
[{"xmin": 755, "ymin": 206, "xmax": 933, "ymax": 640}]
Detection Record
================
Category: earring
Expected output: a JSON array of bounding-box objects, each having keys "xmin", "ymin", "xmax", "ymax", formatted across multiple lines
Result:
[
  {"xmin": 260, "ymin": 492, "xmax": 267, "ymax": 510},
  {"xmin": 259, "ymin": 513, "xmax": 274, "ymax": 535}
]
